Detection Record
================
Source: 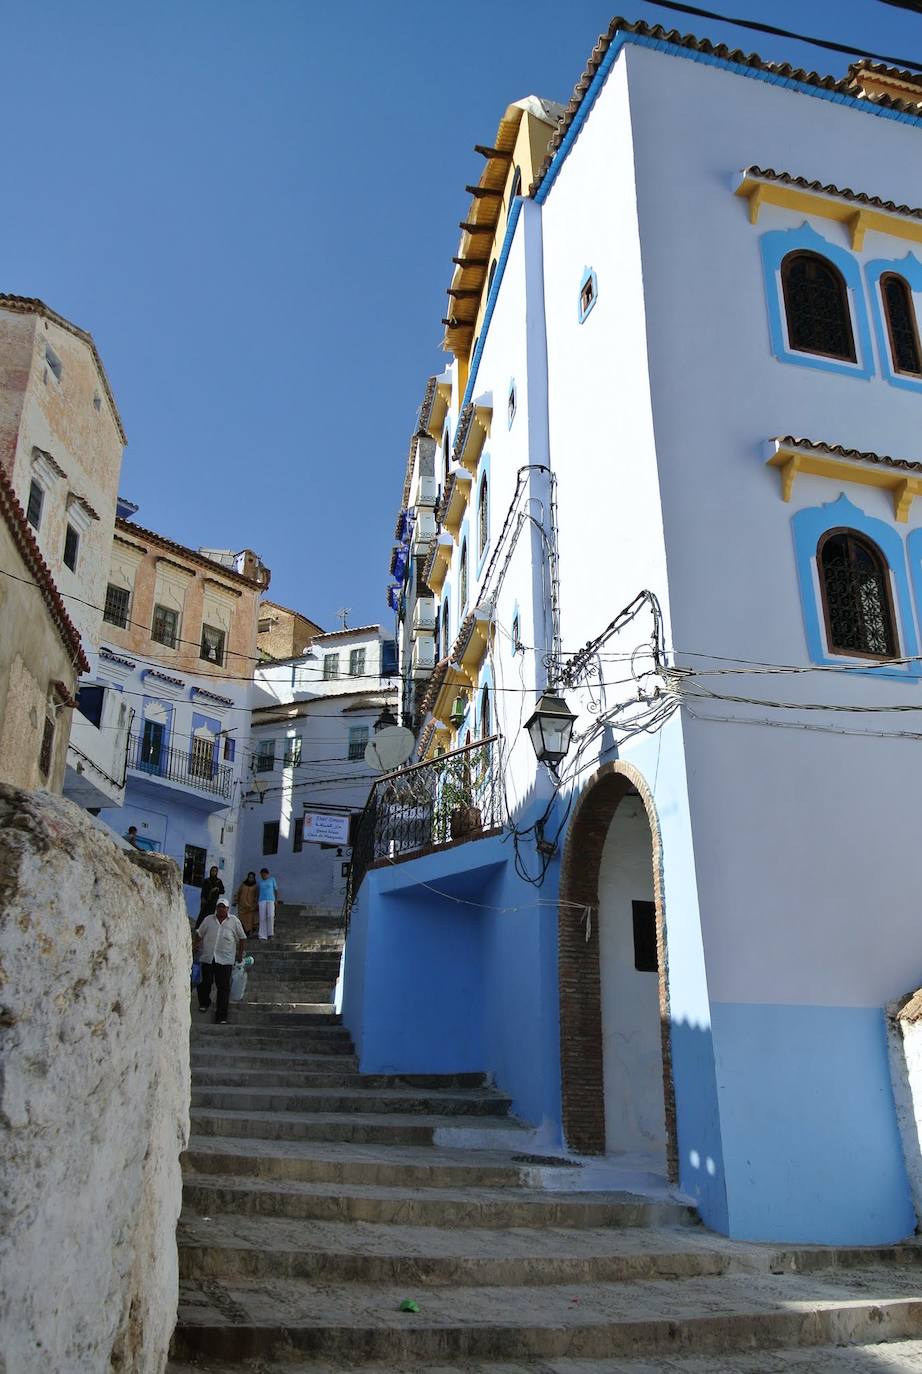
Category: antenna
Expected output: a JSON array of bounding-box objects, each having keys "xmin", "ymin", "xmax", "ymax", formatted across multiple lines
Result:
[{"xmin": 336, "ymin": 607, "xmax": 351, "ymax": 630}]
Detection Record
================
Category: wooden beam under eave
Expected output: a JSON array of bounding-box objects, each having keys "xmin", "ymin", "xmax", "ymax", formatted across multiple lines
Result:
[
  {"xmin": 453, "ymin": 257, "xmax": 489, "ymax": 269},
  {"xmin": 474, "ymin": 144, "xmax": 512, "ymax": 160},
  {"xmin": 459, "ymin": 222, "xmax": 494, "ymax": 234},
  {"xmin": 447, "ymin": 288, "xmax": 482, "ymax": 299},
  {"xmin": 466, "ymin": 185, "xmax": 503, "ymax": 199}
]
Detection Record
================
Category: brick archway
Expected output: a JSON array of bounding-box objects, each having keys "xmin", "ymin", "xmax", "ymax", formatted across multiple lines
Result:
[{"xmin": 557, "ymin": 760, "xmax": 677, "ymax": 1181}]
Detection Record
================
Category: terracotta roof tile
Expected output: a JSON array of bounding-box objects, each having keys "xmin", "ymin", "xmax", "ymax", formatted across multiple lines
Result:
[
  {"xmin": 743, "ymin": 165, "xmax": 922, "ymax": 223},
  {"xmin": 0, "ymin": 463, "xmax": 88, "ymax": 673},
  {"xmin": 531, "ymin": 18, "xmax": 922, "ymax": 199},
  {"xmin": 115, "ymin": 517, "xmax": 265, "ymax": 588},
  {"xmin": 777, "ymin": 435, "xmax": 922, "ymax": 476}
]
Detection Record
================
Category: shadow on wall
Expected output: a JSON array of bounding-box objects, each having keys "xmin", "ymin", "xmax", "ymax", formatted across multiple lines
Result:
[{"xmin": 668, "ymin": 1016, "xmax": 728, "ymax": 1232}]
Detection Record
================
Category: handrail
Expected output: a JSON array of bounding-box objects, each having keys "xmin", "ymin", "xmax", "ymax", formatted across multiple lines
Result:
[{"xmin": 344, "ymin": 734, "xmax": 501, "ymax": 925}]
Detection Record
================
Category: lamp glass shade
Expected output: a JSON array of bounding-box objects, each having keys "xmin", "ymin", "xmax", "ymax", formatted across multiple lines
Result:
[{"xmin": 524, "ymin": 691, "xmax": 576, "ymax": 764}]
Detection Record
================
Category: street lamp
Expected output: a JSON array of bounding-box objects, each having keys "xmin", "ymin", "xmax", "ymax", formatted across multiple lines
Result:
[
  {"xmin": 524, "ymin": 690, "xmax": 577, "ymax": 768},
  {"xmin": 374, "ymin": 704, "xmax": 398, "ymax": 732}
]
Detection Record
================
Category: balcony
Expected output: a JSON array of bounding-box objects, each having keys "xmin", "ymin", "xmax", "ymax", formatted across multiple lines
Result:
[
  {"xmin": 127, "ymin": 731, "xmax": 233, "ymax": 806},
  {"xmin": 411, "ymin": 637, "xmax": 436, "ymax": 675},
  {"xmin": 346, "ymin": 736, "xmax": 501, "ymax": 916},
  {"xmin": 412, "ymin": 472, "xmax": 437, "ymax": 509},
  {"xmin": 412, "ymin": 509, "xmax": 437, "ymax": 548},
  {"xmin": 412, "ymin": 595, "xmax": 436, "ymax": 635}
]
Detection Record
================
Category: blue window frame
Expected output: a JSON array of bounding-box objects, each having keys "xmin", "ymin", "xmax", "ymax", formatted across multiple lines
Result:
[
  {"xmin": 578, "ymin": 267, "xmax": 598, "ymax": 324},
  {"xmin": 791, "ymin": 493, "xmax": 918, "ymax": 678},
  {"xmin": 759, "ymin": 224, "xmax": 873, "ymax": 380},
  {"xmin": 866, "ymin": 252, "xmax": 922, "ymax": 394}
]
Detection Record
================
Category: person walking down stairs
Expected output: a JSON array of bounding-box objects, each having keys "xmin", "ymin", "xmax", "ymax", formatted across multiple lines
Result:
[
  {"xmin": 193, "ymin": 895, "xmax": 245, "ymax": 1025},
  {"xmin": 256, "ymin": 866, "xmax": 278, "ymax": 941}
]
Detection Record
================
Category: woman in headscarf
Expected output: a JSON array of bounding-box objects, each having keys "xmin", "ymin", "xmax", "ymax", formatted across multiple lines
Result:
[
  {"xmin": 235, "ymin": 871, "xmax": 260, "ymax": 938},
  {"xmin": 195, "ymin": 865, "xmax": 225, "ymax": 929}
]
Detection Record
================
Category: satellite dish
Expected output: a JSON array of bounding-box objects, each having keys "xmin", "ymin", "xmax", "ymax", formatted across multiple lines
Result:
[{"xmin": 364, "ymin": 726, "xmax": 414, "ymax": 772}]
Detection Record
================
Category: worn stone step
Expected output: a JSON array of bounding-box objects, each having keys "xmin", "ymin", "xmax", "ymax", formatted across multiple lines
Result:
[
  {"xmin": 176, "ymin": 1216, "xmax": 922, "ymax": 1289},
  {"xmin": 171, "ymin": 1269, "xmax": 922, "ymax": 1363},
  {"xmin": 191, "ymin": 1068, "xmax": 488, "ymax": 1091},
  {"xmin": 183, "ymin": 1137, "xmax": 547, "ymax": 1189},
  {"xmin": 191, "ymin": 1024, "xmax": 351, "ymax": 1046},
  {"xmin": 189, "ymin": 1108, "xmax": 521, "ymax": 1146},
  {"xmin": 190, "ymin": 1049, "xmax": 359, "ymax": 1072},
  {"xmin": 219, "ymin": 1009, "xmax": 339, "ymax": 1025},
  {"xmin": 165, "ymin": 1338, "xmax": 922, "ymax": 1373},
  {"xmin": 180, "ymin": 1173, "xmax": 695, "ymax": 1229},
  {"xmin": 190, "ymin": 1086, "xmax": 511, "ymax": 1117}
]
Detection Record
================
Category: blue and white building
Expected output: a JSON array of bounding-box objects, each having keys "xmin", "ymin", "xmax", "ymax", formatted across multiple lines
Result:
[{"xmin": 343, "ymin": 22, "xmax": 922, "ymax": 1245}]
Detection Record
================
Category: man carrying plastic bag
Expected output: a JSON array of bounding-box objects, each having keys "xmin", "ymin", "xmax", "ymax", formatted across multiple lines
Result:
[{"xmin": 193, "ymin": 894, "xmax": 246, "ymax": 1025}]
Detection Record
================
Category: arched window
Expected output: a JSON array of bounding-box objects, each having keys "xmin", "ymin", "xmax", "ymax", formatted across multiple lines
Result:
[
  {"xmin": 781, "ymin": 251, "xmax": 856, "ymax": 362},
  {"xmin": 459, "ymin": 539, "xmax": 468, "ymax": 609},
  {"xmin": 443, "ymin": 428, "xmax": 451, "ymax": 488},
  {"xmin": 442, "ymin": 599, "xmax": 450, "ymax": 659},
  {"xmin": 479, "ymin": 683, "xmax": 491, "ymax": 739},
  {"xmin": 487, "ymin": 259, "xmax": 497, "ymax": 293},
  {"xmin": 478, "ymin": 473, "xmax": 489, "ymax": 558},
  {"xmin": 881, "ymin": 273, "xmax": 922, "ymax": 377},
  {"xmin": 818, "ymin": 529, "xmax": 897, "ymax": 658},
  {"xmin": 509, "ymin": 165, "xmax": 522, "ymax": 201},
  {"xmin": 434, "ymin": 603, "xmax": 440, "ymax": 658}
]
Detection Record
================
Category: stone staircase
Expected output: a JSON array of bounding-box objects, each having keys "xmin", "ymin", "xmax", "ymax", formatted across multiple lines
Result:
[{"xmin": 170, "ymin": 904, "xmax": 922, "ymax": 1371}]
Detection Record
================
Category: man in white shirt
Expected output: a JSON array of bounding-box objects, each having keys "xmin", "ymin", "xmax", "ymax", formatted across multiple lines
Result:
[{"xmin": 193, "ymin": 894, "xmax": 246, "ymax": 1024}]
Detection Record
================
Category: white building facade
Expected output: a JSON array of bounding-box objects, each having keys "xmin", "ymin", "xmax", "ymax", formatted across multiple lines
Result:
[
  {"xmin": 239, "ymin": 626, "xmax": 399, "ymax": 910},
  {"xmin": 344, "ymin": 23, "xmax": 922, "ymax": 1246}
]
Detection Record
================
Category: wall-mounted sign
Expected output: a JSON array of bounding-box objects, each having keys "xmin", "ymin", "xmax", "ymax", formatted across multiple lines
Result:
[{"xmin": 302, "ymin": 811, "xmax": 351, "ymax": 845}]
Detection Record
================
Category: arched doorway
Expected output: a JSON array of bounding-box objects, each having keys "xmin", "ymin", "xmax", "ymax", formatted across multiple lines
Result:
[{"xmin": 557, "ymin": 761, "xmax": 677, "ymax": 1181}]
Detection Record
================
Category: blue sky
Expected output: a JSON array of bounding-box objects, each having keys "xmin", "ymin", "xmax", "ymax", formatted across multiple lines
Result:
[{"xmin": 2, "ymin": 0, "xmax": 919, "ymax": 631}]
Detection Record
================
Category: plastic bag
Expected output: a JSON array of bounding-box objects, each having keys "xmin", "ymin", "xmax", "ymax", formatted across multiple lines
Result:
[
  {"xmin": 190, "ymin": 961, "xmax": 202, "ymax": 987},
  {"xmin": 230, "ymin": 964, "xmax": 247, "ymax": 1002}
]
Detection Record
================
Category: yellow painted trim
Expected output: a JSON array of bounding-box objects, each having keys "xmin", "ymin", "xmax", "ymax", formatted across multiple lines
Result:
[
  {"xmin": 458, "ymin": 405, "xmax": 492, "ymax": 474},
  {"xmin": 432, "ymin": 666, "xmax": 474, "ymax": 727},
  {"xmin": 427, "ymin": 539, "xmax": 452, "ymax": 596},
  {"xmin": 736, "ymin": 175, "xmax": 922, "ymax": 251},
  {"xmin": 443, "ymin": 472, "xmax": 472, "ymax": 539},
  {"xmin": 428, "ymin": 386, "xmax": 450, "ymax": 441},
  {"xmin": 459, "ymin": 616, "xmax": 492, "ymax": 677},
  {"xmin": 766, "ymin": 443, "xmax": 922, "ymax": 522}
]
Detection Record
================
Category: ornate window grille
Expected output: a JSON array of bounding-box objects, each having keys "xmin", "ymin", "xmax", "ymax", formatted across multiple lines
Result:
[
  {"xmin": 881, "ymin": 273, "xmax": 922, "ymax": 376},
  {"xmin": 459, "ymin": 540, "xmax": 468, "ymax": 609},
  {"xmin": 819, "ymin": 530, "xmax": 897, "ymax": 658},
  {"xmin": 104, "ymin": 583, "xmax": 130, "ymax": 628},
  {"xmin": 478, "ymin": 474, "xmax": 488, "ymax": 557},
  {"xmin": 480, "ymin": 683, "xmax": 491, "ymax": 738},
  {"xmin": 781, "ymin": 251, "xmax": 856, "ymax": 361}
]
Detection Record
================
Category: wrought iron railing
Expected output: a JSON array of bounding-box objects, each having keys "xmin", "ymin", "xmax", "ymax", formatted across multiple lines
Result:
[
  {"xmin": 345, "ymin": 735, "xmax": 501, "ymax": 920},
  {"xmin": 127, "ymin": 732, "xmax": 233, "ymax": 800}
]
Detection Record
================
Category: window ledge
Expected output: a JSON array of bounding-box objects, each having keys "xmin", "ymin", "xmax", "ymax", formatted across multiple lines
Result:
[
  {"xmin": 736, "ymin": 167, "xmax": 922, "ymax": 251},
  {"xmin": 765, "ymin": 435, "xmax": 922, "ymax": 522}
]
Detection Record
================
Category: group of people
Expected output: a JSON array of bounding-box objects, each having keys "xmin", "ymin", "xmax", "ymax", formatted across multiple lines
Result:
[{"xmin": 192, "ymin": 864, "xmax": 279, "ymax": 1025}]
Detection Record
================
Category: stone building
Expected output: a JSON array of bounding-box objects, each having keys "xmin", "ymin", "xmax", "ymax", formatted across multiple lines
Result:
[
  {"xmin": 0, "ymin": 462, "xmax": 88, "ymax": 791},
  {"xmin": 256, "ymin": 599, "xmax": 324, "ymax": 661},
  {"xmin": 95, "ymin": 513, "xmax": 269, "ymax": 914},
  {"xmin": 0, "ymin": 293, "xmax": 128, "ymax": 808}
]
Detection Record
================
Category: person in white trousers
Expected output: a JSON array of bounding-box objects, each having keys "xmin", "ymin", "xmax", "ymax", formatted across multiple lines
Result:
[{"xmin": 257, "ymin": 866, "xmax": 278, "ymax": 940}]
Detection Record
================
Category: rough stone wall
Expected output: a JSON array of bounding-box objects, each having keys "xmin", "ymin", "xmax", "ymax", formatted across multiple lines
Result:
[
  {"xmin": 0, "ymin": 787, "xmax": 190, "ymax": 1373},
  {"xmin": 888, "ymin": 987, "xmax": 922, "ymax": 1228}
]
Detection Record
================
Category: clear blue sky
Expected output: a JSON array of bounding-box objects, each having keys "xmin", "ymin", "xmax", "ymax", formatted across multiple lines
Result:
[{"xmin": 2, "ymin": 1, "xmax": 918, "ymax": 631}]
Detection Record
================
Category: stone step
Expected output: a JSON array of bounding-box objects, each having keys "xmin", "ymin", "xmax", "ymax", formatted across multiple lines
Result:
[
  {"xmin": 234, "ymin": 1002, "xmax": 335, "ymax": 1015},
  {"xmin": 165, "ymin": 1339, "xmax": 922, "ymax": 1373},
  {"xmin": 191, "ymin": 1068, "xmax": 488, "ymax": 1091},
  {"xmin": 175, "ymin": 1216, "xmax": 922, "ymax": 1290},
  {"xmin": 190, "ymin": 1050, "xmax": 359, "ymax": 1071},
  {"xmin": 170, "ymin": 1269, "xmax": 922, "ymax": 1364},
  {"xmin": 180, "ymin": 1173, "xmax": 695, "ymax": 1229},
  {"xmin": 183, "ymin": 1137, "xmax": 548, "ymax": 1188},
  {"xmin": 189, "ymin": 1109, "xmax": 522, "ymax": 1146},
  {"xmin": 218, "ymin": 1009, "xmax": 340, "ymax": 1025},
  {"xmin": 190, "ymin": 1086, "xmax": 511, "ymax": 1117},
  {"xmin": 190, "ymin": 1027, "xmax": 354, "ymax": 1051}
]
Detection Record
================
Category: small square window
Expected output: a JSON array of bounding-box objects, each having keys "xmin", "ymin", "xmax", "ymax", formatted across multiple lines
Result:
[
  {"xmin": 44, "ymin": 344, "xmax": 62, "ymax": 383},
  {"xmin": 511, "ymin": 611, "xmax": 521, "ymax": 653},
  {"xmin": 293, "ymin": 817, "xmax": 304, "ymax": 852},
  {"xmin": 63, "ymin": 524, "xmax": 79, "ymax": 572},
  {"xmin": 27, "ymin": 479, "xmax": 44, "ymax": 530},
  {"xmin": 257, "ymin": 618, "xmax": 272, "ymax": 634},
  {"xmin": 93, "ymin": 391, "xmax": 102, "ymax": 412},
  {"xmin": 201, "ymin": 623, "xmax": 226, "ymax": 665},
  {"xmin": 255, "ymin": 739, "xmax": 275, "ymax": 773},
  {"xmin": 39, "ymin": 713, "xmax": 55, "ymax": 777},
  {"xmin": 348, "ymin": 725, "xmax": 369, "ymax": 761},
  {"xmin": 349, "ymin": 648, "xmax": 366, "ymax": 677},
  {"xmin": 223, "ymin": 736, "xmax": 236, "ymax": 762},
  {"xmin": 578, "ymin": 269, "xmax": 598, "ymax": 324},
  {"xmin": 323, "ymin": 653, "xmax": 339, "ymax": 681},
  {"xmin": 284, "ymin": 736, "xmax": 302, "ymax": 768},
  {"xmin": 263, "ymin": 821, "xmax": 279, "ymax": 855},
  {"xmin": 151, "ymin": 604, "xmax": 179, "ymax": 648},
  {"xmin": 104, "ymin": 583, "xmax": 130, "ymax": 628}
]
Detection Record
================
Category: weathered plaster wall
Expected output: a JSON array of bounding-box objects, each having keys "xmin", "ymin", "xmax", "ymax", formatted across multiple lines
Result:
[
  {"xmin": 0, "ymin": 514, "xmax": 76, "ymax": 792},
  {"xmin": 0, "ymin": 787, "xmax": 191, "ymax": 1373}
]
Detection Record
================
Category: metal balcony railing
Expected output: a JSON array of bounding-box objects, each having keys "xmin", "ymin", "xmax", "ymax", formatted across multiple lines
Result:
[
  {"xmin": 128, "ymin": 732, "xmax": 233, "ymax": 800},
  {"xmin": 345, "ymin": 734, "xmax": 501, "ymax": 921}
]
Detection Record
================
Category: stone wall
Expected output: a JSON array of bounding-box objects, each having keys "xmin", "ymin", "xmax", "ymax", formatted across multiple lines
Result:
[
  {"xmin": 888, "ymin": 987, "xmax": 922, "ymax": 1229},
  {"xmin": 0, "ymin": 786, "xmax": 190, "ymax": 1373}
]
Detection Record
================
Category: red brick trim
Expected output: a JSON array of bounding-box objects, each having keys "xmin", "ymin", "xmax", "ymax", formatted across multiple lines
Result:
[{"xmin": 557, "ymin": 760, "xmax": 678, "ymax": 1183}]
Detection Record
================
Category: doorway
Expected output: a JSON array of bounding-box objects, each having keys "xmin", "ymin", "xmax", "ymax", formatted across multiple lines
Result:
[{"xmin": 557, "ymin": 761, "xmax": 677, "ymax": 1180}]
